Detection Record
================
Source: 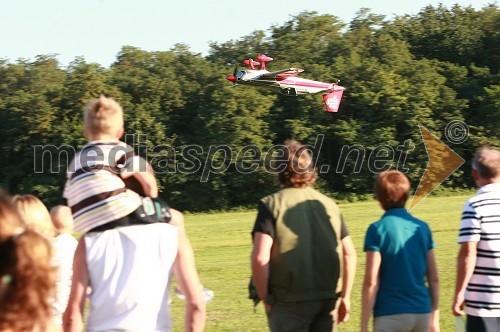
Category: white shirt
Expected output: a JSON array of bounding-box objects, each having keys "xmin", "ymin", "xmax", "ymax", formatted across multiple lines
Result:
[
  {"xmin": 84, "ymin": 223, "xmax": 179, "ymax": 332},
  {"xmin": 458, "ymin": 183, "xmax": 500, "ymax": 317},
  {"xmin": 52, "ymin": 233, "xmax": 78, "ymax": 325}
]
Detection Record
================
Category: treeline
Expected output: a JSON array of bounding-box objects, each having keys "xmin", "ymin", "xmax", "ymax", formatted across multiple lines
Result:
[{"xmin": 0, "ymin": 4, "xmax": 498, "ymax": 211}]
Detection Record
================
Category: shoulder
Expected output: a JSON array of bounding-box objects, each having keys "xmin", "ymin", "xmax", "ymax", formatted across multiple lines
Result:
[
  {"xmin": 86, "ymin": 224, "xmax": 179, "ymax": 249},
  {"xmin": 260, "ymin": 190, "xmax": 281, "ymax": 205},
  {"xmin": 54, "ymin": 233, "xmax": 78, "ymax": 249},
  {"xmin": 308, "ymin": 187, "xmax": 339, "ymax": 207},
  {"xmin": 363, "ymin": 216, "xmax": 383, "ymax": 238},
  {"xmin": 260, "ymin": 192, "xmax": 276, "ymax": 202},
  {"xmin": 468, "ymin": 186, "xmax": 500, "ymax": 206},
  {"xmin": 367, "ymin": 220, "xmax": 382, "ymax": 232},
  {"xmin": 416, "ymin": 219, "xmax": 432, "ymax": 234},
  {"xmin": 407, "ymin": 213, "xmax": 430, "ymax": 227},
  {"xmin": 465, "ymin": 194, "xmax": 480, "ymax": 206}
]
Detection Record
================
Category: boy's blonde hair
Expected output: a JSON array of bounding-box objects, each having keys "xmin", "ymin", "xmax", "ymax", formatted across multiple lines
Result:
[
  {"xmin": 12, "ymin": 194, "xmax": 56, "ymax": 238},
  {"xmin": 84, "ymin": 95, "xmax": 124, "ymax": 138}
]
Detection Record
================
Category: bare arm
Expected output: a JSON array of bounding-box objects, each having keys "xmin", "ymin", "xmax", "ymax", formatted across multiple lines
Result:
[
  {"xmin": 170, "ymin": 208, "xmax": 190, "ymax": 294},
  {"xmin": 361, "ymin": 251, "xmax": 381, "ymax": 332},
  {"xmin": 121, "ymin": 157, "xmax": 158, "ymax": 198},
  {"xmin": 427, "ymin": 249, "xmax": 440, "ymax": 332},
  {"xmin": 172, "ymin": 210, "xmax": 206, "ymax": 332},
  {"xmin": 338, "ymin": 235, "xmax": 357, "ymax": 324},
  {"xmin": 169, "ymin": 208, "xmax": 186, "ymax": 231},
  {"xmin": 63, "ymin": 238, "xmax": 88, "ymax": 332},
  {"xmin": 251, "ymin": 232, "xmax": 273, "ymax": 312},
  {"xmin": 453, "ymin": 242, "xmax": 477, "ymax": 316}
]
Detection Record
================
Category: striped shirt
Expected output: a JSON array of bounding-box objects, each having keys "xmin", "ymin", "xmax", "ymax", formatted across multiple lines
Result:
[
  {"xmin": 458, "ymin": 183, "xmax": 500, "ymax": 317},
  {"xmin": 64, "ymin": 141, "xmax": 142, "ymax": 233}
]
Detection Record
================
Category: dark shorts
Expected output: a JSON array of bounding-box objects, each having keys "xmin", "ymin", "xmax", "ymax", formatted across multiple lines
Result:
[
  {"xmin": 467, "ymin": 315, "xmax": 500, "ymax": 332},
  {"xmin": 267, "ymin": 299, "xmax": 338, "ymax": 332}
]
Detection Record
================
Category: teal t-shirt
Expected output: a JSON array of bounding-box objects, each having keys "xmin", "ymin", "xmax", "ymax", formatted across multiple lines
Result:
[{"xmin": 364, "ymin": 208, "xmax": 435, "ymax": 317}]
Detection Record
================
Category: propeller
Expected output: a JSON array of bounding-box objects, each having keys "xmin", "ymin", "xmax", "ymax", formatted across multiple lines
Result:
[{"xmin": 226, "ymin": 63, "xmax": 238, "ymax": 84}]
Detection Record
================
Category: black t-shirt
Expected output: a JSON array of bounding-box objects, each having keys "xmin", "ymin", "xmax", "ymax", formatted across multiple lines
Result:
[{"xmin": 252, "ymin": 201, "xmax": 349, "ymax": 239}]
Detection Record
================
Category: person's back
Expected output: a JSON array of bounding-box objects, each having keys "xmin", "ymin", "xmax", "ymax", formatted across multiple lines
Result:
[
  {"xmin": 85, "ymin": 223, "xmax": 178, "ymax": 331},
  {"xmin": 251, "ymin": 139, "xmax": 356, "ymax": 332},
  {"xmin": 64, "ymin": 140, "xmax": 144, "ymax": 233},
  {"xmin": 361, "ymin": 170, "xmax": 439, "ymax": 332},
  {"xmin": 366, "ymin": 209, "xmax": 433, "ymax": 316},
  {"xmin": 262, "ymin": 186, "xmax": 343, "ymax": 303},
  {"xmin": 453, "ymin": 147, "xmax": 500, "ymax": 331}
]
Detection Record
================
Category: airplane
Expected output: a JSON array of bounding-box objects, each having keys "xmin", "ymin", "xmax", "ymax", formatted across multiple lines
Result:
[{"xmin": 226, "ymin": 54, "xmax": 345, "ymax": 113}]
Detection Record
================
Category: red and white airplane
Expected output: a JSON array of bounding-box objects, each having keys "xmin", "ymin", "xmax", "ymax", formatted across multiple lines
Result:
[{"xmin": 226, "ymin": 54, "xmax": 345, "ymax": 112}]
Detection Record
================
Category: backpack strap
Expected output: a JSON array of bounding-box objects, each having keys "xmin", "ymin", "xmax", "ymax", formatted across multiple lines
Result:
[{"xmin": 87, "ymin": 197, "xmax": 172, "ymax": 233}]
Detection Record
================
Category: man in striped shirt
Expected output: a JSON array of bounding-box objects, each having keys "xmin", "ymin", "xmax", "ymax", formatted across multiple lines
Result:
[{"xmin": 453, "ymin": 146, "xmax": 500, "ymax": 332}]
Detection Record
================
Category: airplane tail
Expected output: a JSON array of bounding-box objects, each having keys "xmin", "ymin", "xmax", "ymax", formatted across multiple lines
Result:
[
  {"xmin": 243, "ymin": 59, "xmax": 260, "ymax": 69},
  {"xmin": 323, "ymin": 87, "xmax": 345, "ymax": 113},
  {"xmin": 256, "ymin": 54, "xmax": 273, "ymax": 70}
]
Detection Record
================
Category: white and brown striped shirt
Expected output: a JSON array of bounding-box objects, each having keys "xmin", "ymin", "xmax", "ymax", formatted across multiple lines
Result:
[
  {"xmin": 458, "ymin": 182, "xmax": 500, "ymax": 317},
  {"xmin": 64, "ymin": 141, "xmax": 142, "ymax": 233}
]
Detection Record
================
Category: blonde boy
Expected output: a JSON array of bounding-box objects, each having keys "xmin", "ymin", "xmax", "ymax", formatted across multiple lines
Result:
[{"xmin": 64, "ymin": 95, "xmax": 158, "ymax": 233}]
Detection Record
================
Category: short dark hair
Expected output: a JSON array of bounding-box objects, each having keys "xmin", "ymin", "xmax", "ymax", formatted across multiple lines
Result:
[
  {"xmin": 277, "ymin": 139, "xmax": 317, "ymax": 188},
  {"xmin": 374, "ymin": 170, "xmax": 411, "ymax": 210}
]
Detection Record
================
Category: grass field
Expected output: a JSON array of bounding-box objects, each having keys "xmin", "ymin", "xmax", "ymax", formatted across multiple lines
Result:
[{"xmin": 169, "ymin": 194, "xmax": 471, "ymax": 332}]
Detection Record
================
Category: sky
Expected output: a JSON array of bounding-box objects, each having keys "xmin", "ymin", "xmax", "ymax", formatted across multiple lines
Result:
[{"xmin": 1, "ymin": 0, "xmax": 494, "ymax": 68}]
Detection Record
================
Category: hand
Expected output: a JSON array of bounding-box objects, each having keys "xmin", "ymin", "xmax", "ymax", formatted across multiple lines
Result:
[
  {"xmin": 337, "ymin": 297, "xmax": 350, "ymax": 324},
  {"xmin": 452, "ymin": 293, "xmax": 465, "ymax": 316},
  {"xmin": 430, "ymin": 323, "xmax": 440, "ymax": 332},
  {"xmin": 265, "ymin": 303, "xmax": 272, "ymax": 314},
  {"xmin": 430, "ymin": 310, "xmax": 440, "ymax": 332}
]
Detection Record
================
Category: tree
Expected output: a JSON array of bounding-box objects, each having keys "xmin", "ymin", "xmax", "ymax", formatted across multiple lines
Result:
[{"xmin": 0, "ymin": 4, "xmax": 497, "ymax": 210}]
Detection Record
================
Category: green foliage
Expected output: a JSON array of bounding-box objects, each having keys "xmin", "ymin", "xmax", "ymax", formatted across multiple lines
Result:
[
  {"xmin": 269, "ymin": 11, "xmax": 345, "ymax": 66},
  {"xmin": 0, "ymin": 4, "xmax": 498, "ymax": 210},
  {"xmin": 395, "ymin": 4, "xmax": 484, "ymax": 66}
]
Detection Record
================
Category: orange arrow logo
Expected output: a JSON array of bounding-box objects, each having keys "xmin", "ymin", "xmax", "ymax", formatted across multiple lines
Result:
[{"xmin": 409, "ymin": 125, "xmax": 465, "ymax": 209}]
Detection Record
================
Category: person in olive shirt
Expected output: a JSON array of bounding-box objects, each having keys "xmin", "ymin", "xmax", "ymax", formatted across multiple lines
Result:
[{"xmin": 251, "ymin": 139, "xmax": 357, "ymax": 332}]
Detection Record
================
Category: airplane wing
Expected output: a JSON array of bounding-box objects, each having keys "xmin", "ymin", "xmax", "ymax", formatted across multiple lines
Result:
[{"xmin": 257, "ymin": 68, "xmax": 304, "ymax": 81}]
